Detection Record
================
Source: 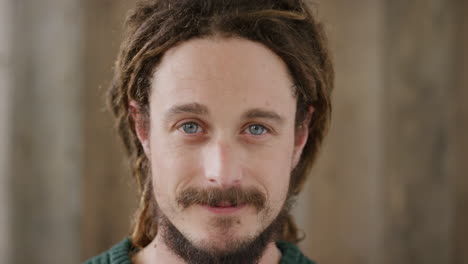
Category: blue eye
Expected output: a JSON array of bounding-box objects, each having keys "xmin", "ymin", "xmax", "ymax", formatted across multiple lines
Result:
[
  {"xmin": 247, "ymin": 124, "xmax": 267, "ymax": 135},
  {"xmin": 180, "ymin": 122, "xmax": 202, "ymax": 134}
]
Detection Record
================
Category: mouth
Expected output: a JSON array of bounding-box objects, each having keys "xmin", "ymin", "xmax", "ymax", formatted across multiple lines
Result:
[{"xmin": 202, "ymin": 202, "xmax": 246, "ymax": 214}]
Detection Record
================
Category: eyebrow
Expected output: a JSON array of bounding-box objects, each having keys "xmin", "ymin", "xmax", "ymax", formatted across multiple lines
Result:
[
  {"xmin": 164, "ymin": 103, "xmax": 284, "ymax": 125},
  {"xmin": 242, "ymin": 108, "xmax": 284, "ymax": 125},
  {"xmin": 164, "ymin": 103, "xmax": 209, "ymax": 122}
]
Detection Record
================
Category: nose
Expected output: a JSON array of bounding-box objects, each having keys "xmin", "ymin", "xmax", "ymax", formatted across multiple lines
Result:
[{"xmin": 203, "ymin": 141, "xmax": 243, "ymax": 188}]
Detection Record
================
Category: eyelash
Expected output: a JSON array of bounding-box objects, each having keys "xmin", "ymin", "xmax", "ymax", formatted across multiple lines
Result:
[
  {"xmin": 176, "ymin": 121, "xmax": 271, "ymax": 136},
  {"xmin": 178, "ymin": 121, "xmax": 203, "ymax": 134},
  {"xmin": 244, "ymin": 124, "xmax": 269, "ymax": 136}
]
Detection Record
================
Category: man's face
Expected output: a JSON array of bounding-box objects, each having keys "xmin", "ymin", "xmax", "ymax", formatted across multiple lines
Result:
[{"xmin": 144, "ymin": 37, "xmax": 306, "ymax": 254}]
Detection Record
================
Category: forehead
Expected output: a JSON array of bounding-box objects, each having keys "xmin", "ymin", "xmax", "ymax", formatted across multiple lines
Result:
[{"xmin": 150, "ymin": 37, "xmax": 296, "ymax": 117}]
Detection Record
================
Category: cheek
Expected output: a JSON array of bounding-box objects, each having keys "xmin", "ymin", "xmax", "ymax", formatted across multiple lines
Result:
[
  {"xmin": 246, "ymin": 143, "xmax": 293, "ymax": 203},
  {"xmin": 149, "ymin": 131, "xmax": 202, "ymax": 195}
]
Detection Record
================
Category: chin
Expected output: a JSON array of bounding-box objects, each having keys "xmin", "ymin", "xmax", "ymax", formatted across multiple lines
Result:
[
  {"xmin": 208, "ymin": 216, "xmax": 258, "ymax": 235},
  {"xmin": 195, "ymin": 234, "xmax": 257, "ymax": 255},
  {"xmin": 160, "ymin": 203, "xmax": 286, "ymax": 264}
]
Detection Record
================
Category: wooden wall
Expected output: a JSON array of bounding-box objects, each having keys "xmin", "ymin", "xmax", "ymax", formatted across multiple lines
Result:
[
  {"xmin": 5, "ymin": 0, "xmax": 83, "ymax": 263},
  {"xmin": 297, "ymin": 0, "xmax": 468, "ymax": 264},
  {"xmin": 0, "ymin": 0, "xmax": 466, "ymax": 263},
  {"xmin": 453, "ymin": 1, "xmax": 468, "ymax": 262},
  {"xmin": 294, "ymin": 1, "xmax": 386, "ymax": 263},
  {"xmin": 382, "ymin": 0, "xmax": 458, "ymax": 263},
  {"xmin": 81, "ymin": 0, "xmax": 137, "ymax": 259},
  {"xmin": 0, "ymin": 0, "xmax": 13, "ymax": 262}
]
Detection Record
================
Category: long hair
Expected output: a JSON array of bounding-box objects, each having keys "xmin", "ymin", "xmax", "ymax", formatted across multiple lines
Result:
[{"xmin": 108, "ymin": 0, "xmax": 334, "ymax": 249}]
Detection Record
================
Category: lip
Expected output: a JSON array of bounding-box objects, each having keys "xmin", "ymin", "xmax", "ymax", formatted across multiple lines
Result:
[{"xmin": 201, "ymin": 204, "xmax": 247, "ymax": 214}]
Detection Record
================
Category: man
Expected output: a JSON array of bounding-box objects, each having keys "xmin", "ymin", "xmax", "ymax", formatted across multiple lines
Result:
[{"xmin": 85, "ymin": 0, "xmax": 333, "ymax": 263}]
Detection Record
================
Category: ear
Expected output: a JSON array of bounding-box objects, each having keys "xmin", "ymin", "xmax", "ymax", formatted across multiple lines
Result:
[
  {"xmin": 292, "ymin": 106, "xmax": 314, "ymax": 168},
  {"xmin": 129, "ymin": 100, "xmax": 151, "ymax": 157}
]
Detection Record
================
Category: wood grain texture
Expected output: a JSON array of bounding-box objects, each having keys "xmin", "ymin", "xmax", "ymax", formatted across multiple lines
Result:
[
  {"xmin": 0, "ymin": 0, "xmax": 12, "ymax": 262},
  {"xmin": 382, "ymin": 0, "xmax": 458, "ymax": 263},
  {"xmin": 81, "ymin": 0, "xmax": 138, "ymax": 261},
  {"xmin": 453, "ymin": 1, "xmax": 468, "ymax": 262},
  {"xmin": 8, "ymin": 0, "xmax": 83, "ymax": 263},
  {"xmin": 294, "ymin": 1, "xmax": 385, "ymax": 264}
]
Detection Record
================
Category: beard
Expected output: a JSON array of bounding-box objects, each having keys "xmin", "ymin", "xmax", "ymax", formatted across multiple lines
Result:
[{"xmin": 154, "ymin": 186, "xmax": 295, "ymax": 264}]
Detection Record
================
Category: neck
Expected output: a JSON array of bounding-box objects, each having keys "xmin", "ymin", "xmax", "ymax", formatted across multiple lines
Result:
[{"xmin": 132, "ymin": 233, "xmax": 282, "ymax": 264}]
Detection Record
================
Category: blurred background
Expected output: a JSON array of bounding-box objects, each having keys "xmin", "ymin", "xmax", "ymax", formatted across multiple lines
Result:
[{"xmin": 0, "ymin": 0, "xmax": 467, "ymax": 263}]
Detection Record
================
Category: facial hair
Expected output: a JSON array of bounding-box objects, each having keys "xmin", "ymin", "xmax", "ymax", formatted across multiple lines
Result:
[{"xmin": 155, "ymin": 186, "xmax": 294, "ymax": 264}]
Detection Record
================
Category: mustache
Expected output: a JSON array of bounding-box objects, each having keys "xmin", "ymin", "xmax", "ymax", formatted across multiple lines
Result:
[{"xmin": 176, "ymin": 186, "xmax": 266, "ymax": 211}]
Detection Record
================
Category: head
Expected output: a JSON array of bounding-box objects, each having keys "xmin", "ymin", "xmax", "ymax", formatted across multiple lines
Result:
[{"xmin": 109, "ymin": 0, "xmax": 333, "ymax": 262}]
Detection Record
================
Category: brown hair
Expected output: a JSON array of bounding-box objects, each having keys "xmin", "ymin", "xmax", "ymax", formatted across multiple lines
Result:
[{"xmin": 108, "ymin": 0, "xmax": 334, "ymax": 249}]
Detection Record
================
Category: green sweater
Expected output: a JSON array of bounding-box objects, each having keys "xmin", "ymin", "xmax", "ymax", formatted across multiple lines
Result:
[{"xmin": 84, "ymin": 238, "xmax": 316, "ymax": 264}]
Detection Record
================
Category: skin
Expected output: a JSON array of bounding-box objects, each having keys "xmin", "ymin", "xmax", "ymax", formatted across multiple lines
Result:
[{"xmin": 131, "ymin": 37, "xmax": 312, "ymax": 263}]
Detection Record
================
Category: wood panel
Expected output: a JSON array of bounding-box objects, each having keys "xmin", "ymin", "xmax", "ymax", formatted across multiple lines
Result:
[
  {"xmin": 81, "ymin": 0, "xmax": 137, "ymax": 260},
  {"xmin": 8, "ymin": 0, "xmax": 83, "ymax": 263},
  {"xmin": 0, "ymin": 0, "xmax": 12, "ymax": 262},
  {"xmin": 295, "ymin": 1, "xmax": 385, "ymax": 263},
  {"xmin": 383, "ymin": 0, "xmax": 458, "ymax": 263},
  {"xmin": 453, "ymin": 1, "xmax": 468, "ymax": 262},
  {"xmin": 296, "ymin": 1, "xmax": 467, "ymax": 264}
]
